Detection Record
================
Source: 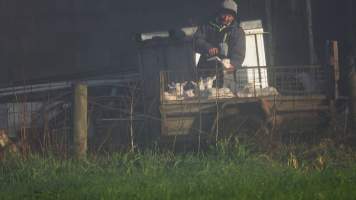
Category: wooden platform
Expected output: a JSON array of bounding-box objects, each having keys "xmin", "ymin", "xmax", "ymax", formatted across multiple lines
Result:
[{"xmin": 160, "ymin": 95, "xmax": 331, "ymax": 136}]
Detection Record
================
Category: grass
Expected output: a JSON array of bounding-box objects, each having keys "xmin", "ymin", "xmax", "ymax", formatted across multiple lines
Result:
[{"xmin": 1, "ymin": 141, "xmax": 356, "ymax": 200}]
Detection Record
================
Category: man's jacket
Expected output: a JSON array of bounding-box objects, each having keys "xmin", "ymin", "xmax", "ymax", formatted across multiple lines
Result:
[{"xmin": 193, "ymin": 19, "xmax": 246, "ymax": 71}]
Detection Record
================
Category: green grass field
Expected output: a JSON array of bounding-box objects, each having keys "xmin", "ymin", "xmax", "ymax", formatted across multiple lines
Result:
[{"xmin": 1, "ymin": 142, "xmax": 356, "ymax": 200}]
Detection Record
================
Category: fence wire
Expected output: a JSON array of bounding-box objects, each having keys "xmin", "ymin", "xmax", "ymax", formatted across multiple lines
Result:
[{"xmin": 0, "ymin": 82, "xmax": 73, "ymax": 156}]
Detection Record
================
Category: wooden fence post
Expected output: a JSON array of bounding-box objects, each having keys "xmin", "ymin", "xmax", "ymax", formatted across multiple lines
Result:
[
  {"xmin": 350, "ymin": 72, "xmax": 356, "ymax": 131},
  {"xmin": 73, "ymin": 83, "xmax": 88, "ymax": 159},
  {"xmin": 328, "ymin": 41, "xmax": 340, "ymax": 129}
]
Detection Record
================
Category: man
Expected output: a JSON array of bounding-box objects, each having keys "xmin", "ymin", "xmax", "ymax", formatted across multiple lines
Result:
[{"xmin": 193, "ymin": 0, "xmax": 245, "ymax": 89}]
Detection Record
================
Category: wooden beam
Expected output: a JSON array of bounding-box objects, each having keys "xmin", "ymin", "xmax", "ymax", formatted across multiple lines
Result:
[
  {"xmin": 306, "ymin": 0, "xmax": 317, "ymax": 64},
  {"xmin": 265, "ymin": 0, "xmax": 275, "ymax": 66}
]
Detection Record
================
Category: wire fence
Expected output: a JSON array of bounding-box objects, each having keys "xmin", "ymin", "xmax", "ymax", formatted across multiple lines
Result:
[
  {"xmin": 0, "ymin": 65, "xmax": 348, "ymax": 154},
  {"xmin": 87, "ymin": 81, "xmax": 145, "ymax": 152},
  {"xmin": 0, "ymin": 82, "xmax": 73, "ymax": 157},
  {"xmin": 0, "ymin": 74, "xmax": 148, "ymax": 155}
]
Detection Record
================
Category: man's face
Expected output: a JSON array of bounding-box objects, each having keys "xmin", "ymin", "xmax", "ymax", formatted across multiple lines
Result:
[{"xmin": 219, "ymin": 13, "xmax": 235, "ymax": 26}]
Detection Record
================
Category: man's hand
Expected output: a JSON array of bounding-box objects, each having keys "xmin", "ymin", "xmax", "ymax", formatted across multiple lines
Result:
[
  {"xmin": 222, "ymin": 59, "xmax": 235, "ymax": 73},
  {"xmin": 208, "ymin": 48, "xmax": 219, "ymax": 56}
]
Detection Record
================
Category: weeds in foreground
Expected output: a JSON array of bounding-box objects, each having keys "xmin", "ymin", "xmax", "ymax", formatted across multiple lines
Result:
[{"xmin": 1, "ymin": 139, "xmax": 356, "ymax": 200}]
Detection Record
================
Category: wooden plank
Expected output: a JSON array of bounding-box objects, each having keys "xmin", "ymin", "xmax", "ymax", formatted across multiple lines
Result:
[{"xmin": 161, "ymin": 95, "xmax": 328, "ymax": 114}]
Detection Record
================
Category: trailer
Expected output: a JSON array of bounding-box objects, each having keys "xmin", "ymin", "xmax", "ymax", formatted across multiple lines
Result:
[
  {"xmin": 158, "ymin": 64, "xmax": 335, "ymax": 148},
  {"xmin": 137, "ymin": 21, "xmax": 339, "ymax": 147}
]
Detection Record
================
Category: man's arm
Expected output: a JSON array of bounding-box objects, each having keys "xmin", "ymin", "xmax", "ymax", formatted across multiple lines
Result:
[
  {"xmin": 193, "ymin": 25, "xmax": 215, "ymax": 55},
  {"xmin": 229, "ymin": 27, "xmax": 246, "ymax": 68}
]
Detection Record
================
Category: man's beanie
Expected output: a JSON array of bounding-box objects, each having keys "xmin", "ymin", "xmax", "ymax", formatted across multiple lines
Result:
[{"xmin": 221, "ymin": 0, "xmax": 238, "ymax": 15}]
